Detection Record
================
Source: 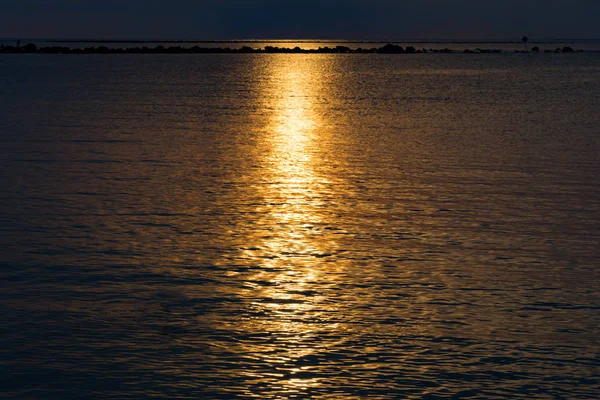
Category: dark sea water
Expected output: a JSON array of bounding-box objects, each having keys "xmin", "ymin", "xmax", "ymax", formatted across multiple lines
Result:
[{"xmin": 1, "ymin": 53, "xmax": 599, "ymax": 398}]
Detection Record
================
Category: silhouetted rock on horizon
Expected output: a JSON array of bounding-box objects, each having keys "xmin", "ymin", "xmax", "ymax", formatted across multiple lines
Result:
[
  {"xmin": 376, "ymin": 44, "xmax": 404, "ymax": 53},
  {"xmin": 23, "ymin": 43, "xmax": 37, "ymax": 53},
  {"xmin": 335, "ymin": 46, "xmax": 351, "ymax": 53},
  {"xmin": 428, "ymin": 48, "xmax": 453, "ymax": 53},
  {"xmin": 474, "ymin": 48, "xmax": 501, "ymax": 53}
]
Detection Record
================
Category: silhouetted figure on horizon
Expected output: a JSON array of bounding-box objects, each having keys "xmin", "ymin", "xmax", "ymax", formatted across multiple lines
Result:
[{"xmin": 522, "ymin": 36, "xmax": 529, "ymax": 52}]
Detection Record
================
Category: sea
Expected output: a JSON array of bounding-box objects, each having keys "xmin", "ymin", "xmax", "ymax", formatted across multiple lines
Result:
[{"xmin": 1, "ymin": 43, "xmax": 599, "ymax": 398}]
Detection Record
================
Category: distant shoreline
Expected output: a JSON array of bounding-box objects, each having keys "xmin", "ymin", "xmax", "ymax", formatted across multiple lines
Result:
[
  {"xmin": 44, "ymin": 39, "xmax": 590, "ymax": 44},
  {"xmin": 0, "ymin": 43, "xmax": 583, "ymax": 55},
  {"xmin": 1, "ymin": 38, "xmax": 597, "ymax": 44}
]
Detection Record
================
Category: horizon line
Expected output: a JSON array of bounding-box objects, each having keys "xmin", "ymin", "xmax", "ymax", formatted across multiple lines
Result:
[{"xmin": 2, "ymin": 37, "xmax": 600, "ymax": 44}]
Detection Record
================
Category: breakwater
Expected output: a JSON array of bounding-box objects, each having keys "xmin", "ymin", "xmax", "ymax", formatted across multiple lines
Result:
[{"xmin": 0, "ymin": 43, "xmax": 579, "ymax": 54}]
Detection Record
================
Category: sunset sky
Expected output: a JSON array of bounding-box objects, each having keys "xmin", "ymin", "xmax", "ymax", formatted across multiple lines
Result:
[{"xmin": 1, "ymin": 0, "xmax": 599, "ymax": 40}]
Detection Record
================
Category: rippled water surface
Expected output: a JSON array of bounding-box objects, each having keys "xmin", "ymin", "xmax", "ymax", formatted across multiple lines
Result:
[{"xmin": 1, "ymin": 53, "xmax": 599, "ymax": 398}]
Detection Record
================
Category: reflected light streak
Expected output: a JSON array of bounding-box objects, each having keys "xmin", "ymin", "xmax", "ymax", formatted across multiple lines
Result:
[
  {"xmin": 258, "ymin": 59, "xmax": 328, "ymax": 316},
  {"xmin": 268, "ymin": 69, "xmax": 320, "ymax": 231},
  {"xmin": 239, "ymin": 58, "xmax": 339, "ymax": 394},
  {"xmin": 255, "ymin": 59, "xmax": 331, "ymax": 268}
]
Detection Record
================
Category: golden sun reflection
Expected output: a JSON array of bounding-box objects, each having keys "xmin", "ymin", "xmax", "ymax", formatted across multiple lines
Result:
[
  {"xmin": 255, "ymin": 58, "xmax": 330, "ymax": 307},
  {"xmin": 237, "ymin": 57, "xmax": 341, "ymax": 392},
  {"xmin": 266, "ymin": 70, "xmax": 321, "ymax": 229},
  {"xmin": 252, "ymin": 57, "xmax": 333, "ymax": 266}
]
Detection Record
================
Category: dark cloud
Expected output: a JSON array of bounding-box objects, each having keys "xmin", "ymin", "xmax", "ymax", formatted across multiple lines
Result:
[{"xmin": 0, "ymin": 0, "xmax": 598, "ymax": 39}]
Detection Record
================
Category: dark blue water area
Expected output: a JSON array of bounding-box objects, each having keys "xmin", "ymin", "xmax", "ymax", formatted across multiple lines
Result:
[{"xmin": 1, "ymin": 53, "xmax": 599, "ymax": 398}]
